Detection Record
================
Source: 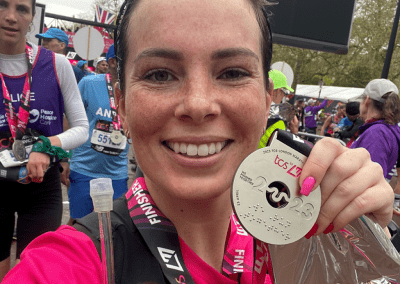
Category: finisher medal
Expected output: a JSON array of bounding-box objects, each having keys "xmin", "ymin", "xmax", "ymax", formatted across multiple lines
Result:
[
  {"xmin": 110, "ymin": 130, "xmax": 123, "ymax": 144},
  {"xmin": 232, "ymin": 129, "xmax": 321, "ymax": 245},
  {"xmin": 12, "ymin": 140, "xmax": 27, "ymax": 162}
]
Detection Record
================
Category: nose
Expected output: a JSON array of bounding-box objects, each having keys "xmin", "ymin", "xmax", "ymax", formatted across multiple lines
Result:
[
  {"xmin": 5, "ymin": 8, "xmax": 17, "ymax": 23},
  {"xmin": 174, "ymin": 77, "xmax": 221, "ymax": 124}
]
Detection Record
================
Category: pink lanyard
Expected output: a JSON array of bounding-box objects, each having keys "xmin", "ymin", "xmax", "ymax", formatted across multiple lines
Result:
[
  {"xmin": 126, "ymin": 177, "xmax": 272, "ymax": 284},
  {"xmin": 105, "ymin": 74, "xmax": 121, "ymax": 132},
  {"xmin": 1, "ymin": 43, "xmax": 34, "ymax": 140}
]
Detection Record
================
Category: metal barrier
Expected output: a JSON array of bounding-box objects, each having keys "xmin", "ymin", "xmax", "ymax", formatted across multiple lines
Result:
[{"xmin": 297, "ymin": 131, "xmax": 346, "ymax": 147}]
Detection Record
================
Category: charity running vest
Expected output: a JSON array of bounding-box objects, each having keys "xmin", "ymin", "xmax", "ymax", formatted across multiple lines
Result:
[{"xmin": 0, "ymin": 47, "xmax": 64, "ymax": 137}]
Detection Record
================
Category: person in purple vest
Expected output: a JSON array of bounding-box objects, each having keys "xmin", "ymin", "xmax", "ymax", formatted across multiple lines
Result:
[
  {"xmin": 0, "ymin": 0, "xmax": 89, "ymax": 280},
  {"xmin": 304, "ymin": 97, "xmax": 328, "ymax": 143},
  {"xmin": 350, "ymin": 79, "xmax": 400, "ymax": 182},
  {"xmin": 1, "ymin": 0, "xmax": 395, "ymax": 283}
]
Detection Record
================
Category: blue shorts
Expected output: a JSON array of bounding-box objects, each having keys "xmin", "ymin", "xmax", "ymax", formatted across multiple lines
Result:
[{"xmin": 68, "ymin": 170, "xmax": 128, "ymax": 219}]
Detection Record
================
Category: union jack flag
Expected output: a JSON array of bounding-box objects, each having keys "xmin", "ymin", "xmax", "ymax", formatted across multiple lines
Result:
[{"xmin": 95, "ymin": 5, "xmax": 116, "ymax": 25}]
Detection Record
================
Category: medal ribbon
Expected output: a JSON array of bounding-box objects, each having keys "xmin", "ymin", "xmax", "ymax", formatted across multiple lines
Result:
[
  {"xmin": 126, "ymin": 177, "xmax": 270, "ymax": 284},
  {"xmin": 125, "ymin": 177, "xmax": 195, "ymax": 284},
  {"xmin": 1, "ymin": 43, "xmax": 34, "ymax": 140},
  {"xmin": 105, "ymin": 74, "xmax": 122, "ymax": 132}
]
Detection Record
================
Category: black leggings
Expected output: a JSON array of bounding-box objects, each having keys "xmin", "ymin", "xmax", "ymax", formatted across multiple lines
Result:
[{"xmin": 0, "ymin": 166, "xmax": 62, "ymax": 261}]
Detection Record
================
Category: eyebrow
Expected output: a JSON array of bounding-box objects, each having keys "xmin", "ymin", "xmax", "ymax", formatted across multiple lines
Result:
[
  {"xmin": 134, "ymin": 48, "xmax": 184, "ymax": 64},
  {"xmin": 133, "ymin": 47, "xmax": 259, "ymax": 64},
  {"xmin": 211, "ymin": 48, "xmax": 260, "ymax": 62}
]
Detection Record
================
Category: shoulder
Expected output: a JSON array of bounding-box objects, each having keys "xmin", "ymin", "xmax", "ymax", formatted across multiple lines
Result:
[
  {"xmin": 53, "ymin": 53, "xmax": 73, "ymax": 69},
  {"xmin": 78, "ymin": 74, "xmax": 105, "ymax": 88},
  {"xmin": 81, "ymin": 74, "xmax": 105, "ymax": 84},
  {"xmin": 75, "ymin": 197, "xmax": 134, "ymax": 238},
  {"xmin": 361, "ymin": 122, "xmax": 398, "ymax": 143},
  {"xmin": 2, "ymin": 225, "xmax": 102, "ymax": 284}
]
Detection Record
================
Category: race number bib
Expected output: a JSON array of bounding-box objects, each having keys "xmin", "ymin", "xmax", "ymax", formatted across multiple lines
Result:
[{"xmin": 91, "ymin": 120, "xmax": 126, "ymax": 156}]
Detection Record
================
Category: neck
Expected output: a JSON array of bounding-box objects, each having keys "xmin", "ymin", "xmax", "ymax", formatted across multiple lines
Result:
[
  {"xmin": 148, "ymin": 183, "xmax": 233, "ymax": 273},
  {"xmin": 365, "ymin": 108, "xmax": 382, "ymax": 122},
  {"xmin": 0, "ymin": 41, "xmax": 26, "ymax": 55}
]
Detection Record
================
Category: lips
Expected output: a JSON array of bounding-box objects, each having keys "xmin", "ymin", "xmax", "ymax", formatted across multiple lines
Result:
[
  {"xmin": 2, "ymin": 27, "xmax": 18, "ymax": 32},
  {"xmin": 165, "ymin": 140, "xmax": 230, "ymax": 157}
]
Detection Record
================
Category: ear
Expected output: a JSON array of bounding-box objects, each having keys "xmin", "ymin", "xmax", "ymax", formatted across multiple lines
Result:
[
  {"xmin": 115, "ymin": 82, "xmax": 129, "ymax": 132},
  {"xmin": 265, "ymin": 78, "xmax": 273, "ymax": 125}
]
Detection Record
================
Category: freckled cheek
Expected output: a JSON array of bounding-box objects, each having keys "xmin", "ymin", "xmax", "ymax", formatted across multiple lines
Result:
[{"xmin": 127, "ymin": 95, "xmax": 170, "ymax": 138}]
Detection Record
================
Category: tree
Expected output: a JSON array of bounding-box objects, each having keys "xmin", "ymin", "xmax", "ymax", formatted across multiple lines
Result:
[{"xmin": 271, "ymin": 0, "xmax": 400, "ymax": 90}]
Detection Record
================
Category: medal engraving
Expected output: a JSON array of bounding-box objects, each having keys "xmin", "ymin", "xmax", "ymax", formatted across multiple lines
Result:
[
  {"xmin": 110, "ymin": 130, "xmax": 123, "ymax": 144},
  {"xmin": 12, "ymin": 140, "xmax": 27, "ymax": 162},
  {"xmin": 232, "ymin": 133, "xmax": 321, "ymax": 245}
]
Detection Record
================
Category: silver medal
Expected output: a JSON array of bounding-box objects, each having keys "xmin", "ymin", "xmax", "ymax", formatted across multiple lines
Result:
[
  {"xmin": 232, "ymin": 132, "xmax": 321, "ymax": 245},
  {"xmin": 12, "ymin": 140, "xmax": 27, "ymax": 162},
  {"xmin": 110, "ymin": 130, "xmax": 123, "ymax": 144}
]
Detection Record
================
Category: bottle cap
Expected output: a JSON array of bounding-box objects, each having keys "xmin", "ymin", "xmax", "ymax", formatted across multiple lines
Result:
[{"xmin": 90, "ymin": 178, "xmax": 114, "ymax": 212}]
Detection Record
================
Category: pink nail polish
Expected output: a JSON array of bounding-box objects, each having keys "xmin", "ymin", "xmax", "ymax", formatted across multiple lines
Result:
[
  {"xmin": 323, "ymin": 223, "xmax": 334, "ymax": 234},
  {"xmin": 305, "ymin": 223, "xmax": 318, "ymax": 239},
  {"xmin": 301, "ymin": 176, "xmax": 316, "ymax": 196}
]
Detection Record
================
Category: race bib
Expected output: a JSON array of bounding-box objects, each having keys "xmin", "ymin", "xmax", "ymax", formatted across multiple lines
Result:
[{"xmin": 90, "ymin": 120, "xmax": 126, "ymax": 156}]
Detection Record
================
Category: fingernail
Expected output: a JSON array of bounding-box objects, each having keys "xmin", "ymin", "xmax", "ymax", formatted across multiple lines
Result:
[
  {"xmin": 323, "ymin": 223, "xmax": 334, "ymax": 234},
  {"xmin": 300, "ymin": 176, "xmax": 316, "ymax": 196},
  {"xmin": 304, "ymin": 223, "xmax": 318, "ymax": 239}
]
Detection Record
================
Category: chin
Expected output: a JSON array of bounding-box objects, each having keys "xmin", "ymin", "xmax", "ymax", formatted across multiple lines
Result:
[{"xmin": 146, "ymin": 170, "xmax": 234, "ymax": 202}]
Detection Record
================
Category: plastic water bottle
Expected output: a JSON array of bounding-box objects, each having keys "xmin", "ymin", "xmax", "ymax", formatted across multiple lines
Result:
[
  {"xmin": 90, "ymin": 178, "xmax": 115, "ymax": 284},
  {"xmin": 0, "ymin": 165, "xmax": 31, "ymax": 184}
]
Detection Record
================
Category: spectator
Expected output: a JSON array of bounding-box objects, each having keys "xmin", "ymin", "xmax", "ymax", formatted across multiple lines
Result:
[
  {"xmin": 350, "ymin": 79, "xmax": 400, "ymax": 182},
  {"xmin": 35, "ymin": 28, "xmax": 69, "ymax": 55},
  {"xmin": 94, "ymin": 57, "xmax": 108, "ymax": 74},
  {"xmin": 259, "ymin": 70, "xmax": 298, "ymax": 148},
  {"xmin": 320, "ymin": 103, "xmax": 346, "ymax": 137},
  {"xmin": 304, "ymin": 97, "xmax": 328, "ymax": 142},
  {"xmin": 77, "ymin": 60, "xmax": 94, "ymax": 78},
  {"xmin": 294, "ymin": 99, "xmax": 306, "ymax": 131},
  {"xmin": 334, "ymin": 102, "xmax": 364, "ymax": 145}
]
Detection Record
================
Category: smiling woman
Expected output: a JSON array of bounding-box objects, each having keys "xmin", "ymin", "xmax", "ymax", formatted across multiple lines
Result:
[{"xmin": 1, "ymin": 0, "xmax": 396, "ymax": 283}]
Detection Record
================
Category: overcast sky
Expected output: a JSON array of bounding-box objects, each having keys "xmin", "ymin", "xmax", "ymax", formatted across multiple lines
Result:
[{"xmin": 38, "ymin": 0, "xmax": 93, "ymax": 18}]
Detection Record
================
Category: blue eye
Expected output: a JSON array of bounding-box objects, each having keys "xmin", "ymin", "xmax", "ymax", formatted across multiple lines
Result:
[
  {"xmin": 144, "ymin": 69, "xmax": 176, "ymax": 83},
  {"xmin": 219, "ymin": 69, "xmax": 250, "ymax": 80}
]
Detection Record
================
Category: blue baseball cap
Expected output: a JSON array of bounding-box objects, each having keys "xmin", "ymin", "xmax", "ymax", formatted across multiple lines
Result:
[
  {"xmin": 35, "ymin": 28, "xmax": 69, "ymax": 46},
  {"xmin": 77, "ymin": 60, "xmax": 88, "ymax": 69},
  {"xmin": 106, "ymin": 44, "xmax": 115, "ymax": 62}
]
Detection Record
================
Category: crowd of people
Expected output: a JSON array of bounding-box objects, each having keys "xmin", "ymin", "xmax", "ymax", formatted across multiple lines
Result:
[{"xmin": 0, "ymin": 0, "xmax": 399, "ymax": 283}]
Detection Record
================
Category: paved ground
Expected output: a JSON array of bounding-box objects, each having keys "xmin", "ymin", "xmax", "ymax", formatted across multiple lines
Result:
[{"xmin": 10, "ymin": 147, "xmax": 136, "ymax": 268}]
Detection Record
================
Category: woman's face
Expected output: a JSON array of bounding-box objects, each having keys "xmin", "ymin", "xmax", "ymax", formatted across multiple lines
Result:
[
  {"xmin": 119, "ymin": 0, "xmax": 272, "ymax": 200},
  {"xmin": 337, "ymin": 107, "xmax": 345, "ymax": 117},
  {"xmin": 0, "ymin": 0, "xmax": 33, "ymax": 54}
]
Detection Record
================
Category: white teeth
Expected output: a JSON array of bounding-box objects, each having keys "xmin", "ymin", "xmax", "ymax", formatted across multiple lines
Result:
[
  {"xmin": 173, "ymin": 142, "xmax": 180, "ymax": 153},
  {"xmin": 168, "ymin": 141, "xmax": 228, "ymax": 157},
  {"xmin": 198, "ymin": 144, "xmax": 209, "ymax": 156},
  {"xmin": 187, "ymin": 144, "xmax": 197, "ymax": 156},
  {"xmin": 209, "ymin": 143, "xmax": 216, "ymax": 155},
  {"xmin": 180, "ymin": 143, "xmax": 187, "ymax": 154},
  {"xmin": 215, "ymin": 142, "xmax": 222, "ymax": 153}
]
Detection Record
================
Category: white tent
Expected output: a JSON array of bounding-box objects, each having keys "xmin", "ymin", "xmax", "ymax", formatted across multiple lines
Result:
[{"xmin": 295, "ymin": 84, "xmax": 364, "ymax": 102}]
